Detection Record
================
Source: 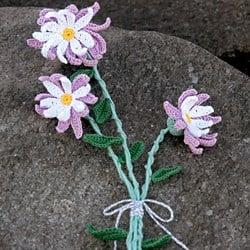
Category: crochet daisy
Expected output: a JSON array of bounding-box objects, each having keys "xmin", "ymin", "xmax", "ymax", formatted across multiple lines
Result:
[
  {"xmin": 27, "ymin": 3, "xmax": 111, "ymax": 66},
  {"xmin": 35, "ymin": 73, "xmax": 98, "ymax": 139},
  {"xmin": 164, "ymin": 89, "xmax": 221, "ymax": 154}
]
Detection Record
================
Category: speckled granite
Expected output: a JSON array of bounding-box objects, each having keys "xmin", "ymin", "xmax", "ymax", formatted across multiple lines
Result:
[{"xmin": 0, "ymin": 7, "xmax": 249, "ymax": 250}]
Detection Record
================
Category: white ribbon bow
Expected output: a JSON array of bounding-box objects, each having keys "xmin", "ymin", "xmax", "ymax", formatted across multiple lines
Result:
[{"xmin": 103, "ymin": 199, "xmax": 189, "ymax": 250}]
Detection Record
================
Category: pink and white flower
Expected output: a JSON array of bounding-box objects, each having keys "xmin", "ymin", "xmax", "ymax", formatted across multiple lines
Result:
[
  {"xmin": 164, "ymin": 89, "xmax": 221, "ymax": 154},
  {"xmin": 35, "ymin": 73, "xmax": 98, "ymax": 139},
  {"xmin": 27, "ymin": 2, "xmax": 111, "ymax": 66}
]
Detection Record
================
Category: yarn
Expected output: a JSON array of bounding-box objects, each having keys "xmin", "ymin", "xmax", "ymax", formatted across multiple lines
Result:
[
  {"xmin": 93, "ymin": 65, "xmax": 140, "ymax": 200},
  {"xmin": 69, "ymin": 68, "xmax": 94, "ymax": 81},
  {"xmin": 34, "ymin": 73, "xmax": 97, "ymax": 139},
  {"xmin": 93, "ymin": 98, "xmax": 112, "ymax": 124},
  {"xmin": 27, "ymin": 5, "xmax": 226, "ymax": 250},
  {"xmin": 118, "ymin": 141, "xmax": 145, "ymax": 164},
  {"xmin": 87, "ymin": 223, "xmax": 172, "ymax": 249},
  {"xmin": 142, "ymin": 235, "xmax": 171, "ymax": 249},
  {"xmin": 103, "ymin": 199, "xmax": 188, "ymax": 250},
  {"xmin": 27, "ymin": 4, "xmax": 111, "ymax": 65},
  {"xmin": 83, "ymin": 133, "xmax": 123, "ymax": 148},
  {"xmin": 86, "ymin": 116, "xmax": 135, "ymax": 199},
  {"xmin": 88, "ymin": 66, "xmax": 190, "ymax": 250},
  {"xmin": 151, "ymin": 166, "xmax": 183, "ymax": 183},
  {"xmin": 141, "ymin": 127, "xmax": 169, "ymax": 200},
  {"xmin": 167, "ymin": 117, "xmax": 184, "ymax": 137},
  {"xmin": 164, "ymin": 89, "xmax": 222, "ymax": 154},
  {"xmin": 86, "ymin": 224, "xmax": 127, "ymax": 241}
]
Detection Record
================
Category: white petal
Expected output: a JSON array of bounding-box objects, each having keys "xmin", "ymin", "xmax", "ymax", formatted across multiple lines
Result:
[
  {"xmin": 73, "ymin": 84, "xmax": 91, "ymax": 98},
  {"xmin": 43, "ymin": 105, "xmax": 60, "ymax": 118},
  {"xmin": 181, "ymin": 96, "xmax": 198, "ymax": 113},
  {"xmin": 44, "ymin": 12, "xmax": 67, "ymax": 26},
  {"xmin": 43, "ymin": 81, "xmax": 64, "ymax": 98},
  {"xmin": 72, "ymin": 100, "xmax": 86, "ymax": 112},
  {"xmin": 192, "ymin": 119, "xmax": 213, "ymax": 129},
  {"xmin": 70, "ymin": 39, "xmax": 88, "ymax": 56},
  {"xmin": 56, "ymin": 40, "xmax": 69, "ymax": 64},
  {"xmin": 75, "ymin": 31, "xmax": 95, "ymax": 48},
  {"xmin": 190, "ymin": 105, "xmax": 214, "ymax": 118},
  {"xmin": 74, "ymin": 7, "xmax": 94, "ymax": 30},
  {"xmin": 188, "ymin": 124, "xmax": 210, "ymax": 137},
  {"xmin": 201, "ymin": 128, "xmax": 210, "ymax": 135},
  {"xmin": 32, "ymin": 32, "xmax": 51, "ymax": 42},
  {"xmin": 41, "ymin": 21, "xmax": 60, "ymax": 33},
  {"xmin": 60, "ymin": 76, "xmax": 72, "ymax": 93},
  {"xmin": 58, "ymin": 10, "xmax": 76, "ymax": 26},
  {"xmin": 57, "ymin": 106, "xmax": 71, "ymax": 121},
  {"xmin": 40, "ymin": 97, "xmax": 59, "ymax": 108},
  {"xmin": 41, "ymin": 34, "xmax": 63, "ymax": 58}
]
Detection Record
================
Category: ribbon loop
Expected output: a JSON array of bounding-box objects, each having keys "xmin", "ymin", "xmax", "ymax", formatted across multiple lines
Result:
[
  {"xmin": 103, "ymin": 199, "xmax": 132, "ymax": 216},
  {"xmin": 144, "ymin": 199, "xmax": 174, "ymax": 223}
]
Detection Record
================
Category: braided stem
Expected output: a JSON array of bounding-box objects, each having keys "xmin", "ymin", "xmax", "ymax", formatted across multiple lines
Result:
[
  {"xmin": 141, "ymin": 127, "xmax": 169, "ymax": 199},
  {"xmin": 93, "ymin": 65, "xmax": 140, "ymax": 200},
  {"xmin": 86, "ymin": 116, "xmax": 135, "ymax": 199}
]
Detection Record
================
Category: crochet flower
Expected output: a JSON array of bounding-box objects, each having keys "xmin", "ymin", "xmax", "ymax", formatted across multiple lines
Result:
[
  {"xmin": 164, "ymin": 89, "xmax": 221, "ymax": 154},
  {"xmin": 27, "ymin": 3, "xmax": 111, "ymax": 66},
  {"xmin": 35, "ymin": 73, "xmax": 98, "ymax": 139}
]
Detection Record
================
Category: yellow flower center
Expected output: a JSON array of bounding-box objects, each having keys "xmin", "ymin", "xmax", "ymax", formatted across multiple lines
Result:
[
  {"xmin": 60, "ymin": 93, "xmax": 73, "ymax": 106},
  {"xmin": 62, "ymin": 27, "xmax": 75, "ymax": 41},
  {"xmin": 185, "ymin": 113, "xmax": 192, "ymax": 124}
]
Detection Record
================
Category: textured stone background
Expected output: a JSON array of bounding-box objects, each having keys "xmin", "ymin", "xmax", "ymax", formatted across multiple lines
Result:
[
  {"xmin": 0, "ymin": 6, "xmax": 250, "ymax": 250},
  {"xmin": 1, "ymin": 0, "xmax": 249, "ymax": 59}
]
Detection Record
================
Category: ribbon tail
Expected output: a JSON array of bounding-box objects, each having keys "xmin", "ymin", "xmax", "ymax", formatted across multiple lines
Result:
[
  {"xmin": 113, "ymin": 209, "xmax": 125, "ymax": 250},
  {"xmin": 150, "ymin": 214, "xmax": 189, "ymax": 250},
  {"xmin": 114, "ymin": 241, "xmax": 118, "ymax": 250},
  {"xmin": 144, "ymin": 202, "xmax": 189, "ymax": 250},
  {"xmin": 103, "ymin": 200, "xmax": 133, "ymax": 250}
]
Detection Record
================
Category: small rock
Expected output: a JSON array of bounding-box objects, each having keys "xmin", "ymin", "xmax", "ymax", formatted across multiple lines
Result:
[{"xmin": 206, "ymin": 210, "xmax": 213, "ymax": 216}]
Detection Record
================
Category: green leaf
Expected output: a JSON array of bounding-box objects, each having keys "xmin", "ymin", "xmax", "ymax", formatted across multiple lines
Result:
[
  {"xmin": 167, "ymin": 117, "xmax": 183, "ymax": 136},
  {"xmin": 142, "ymin": 235, "xmax": 172, "ymax": 249},
  {"xmin": 86, "ymin": 224, "xmax": 127, "ymax": 241},
  {"xmin": 69, "ymin": 69, "xmax": 94, "ymax": 81},
  {"xmin": 119, "ymin": 141, "xmax": 145, "ymax": 164},
  {"xmin": 83, "ymin": 134, "xmax": 123, "ymax": 148},
  {"xmin": 151, "ymin": 166, "xmax": 183, "ymax": 183},
  {"xmin": 93, "ymin": 98, "xmax": 112, "ymax": 124}
]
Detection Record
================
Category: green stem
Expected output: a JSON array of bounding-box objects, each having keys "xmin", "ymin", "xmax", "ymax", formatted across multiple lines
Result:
[
  {"xmin": 141, "ymin": 127, "xmax": 169, "ymax": 199},
  {"xmin": 126, "ymin": 216, "xmax": 144, "ymax": 250},
  {"xmin": 86, "ymin": 115, "xmax": 135, "ymax": 199},
  {"xmin": 93, "ymin": 66, "xmax": 140, "ymax": 200},
  {"xmin": 126, "ymin": 127, "xmax": 169, "ymax": 250},
  {"xmin": 92, "ymin": 66, "xmax": 143, "ymax": 250},
  {"xmin": 88, "ymin": 66, "xmax": 170, "ymax": 249}
]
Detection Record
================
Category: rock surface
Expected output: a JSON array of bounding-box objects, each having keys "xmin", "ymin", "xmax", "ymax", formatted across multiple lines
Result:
[
  {"xmin": 0, "ymin": 1, "xmax": 249, "ymax": 58},
  {"xmin": 0, "ymin": 7, "xmax": 249, "ymax": 250}
]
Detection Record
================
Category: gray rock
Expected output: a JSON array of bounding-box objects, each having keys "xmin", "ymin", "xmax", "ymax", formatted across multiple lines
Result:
[
  {"xmin": 0, "ymin": 7, "xmax": 249, "ymax": 250},
  {"xmin": 0, "ymin": 1, "xmax": 249, "ymax": 58}
]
